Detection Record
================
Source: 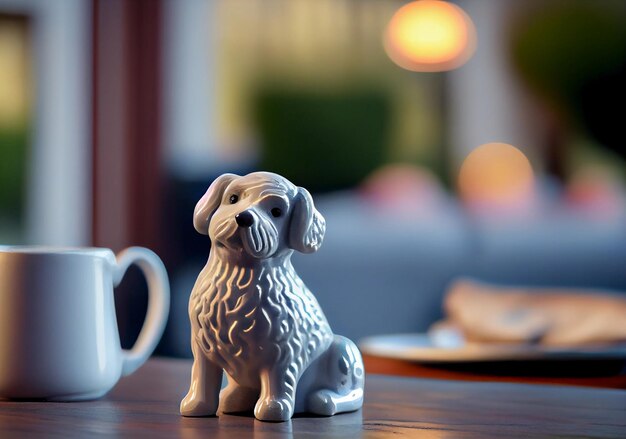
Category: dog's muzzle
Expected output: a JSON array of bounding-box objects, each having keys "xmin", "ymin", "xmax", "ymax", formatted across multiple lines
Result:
[{"xmin": 235, "ymin": 211, "xmax": 254, "ymax": 228}]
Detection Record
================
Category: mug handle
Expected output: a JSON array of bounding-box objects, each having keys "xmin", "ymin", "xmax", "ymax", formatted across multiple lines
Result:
[{"xmin": 114, "ymin": 247, "xmax": 170, "ymax": 377}]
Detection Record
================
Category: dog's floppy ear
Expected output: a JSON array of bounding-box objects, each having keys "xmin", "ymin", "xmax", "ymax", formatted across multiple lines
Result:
[
  {"xmin": 288, "ymin": 187, "xmax": 326, "ymax": 253},
  {"xmin": 193, "ymin": 173, "xmax": 239, "ymax": 234}
]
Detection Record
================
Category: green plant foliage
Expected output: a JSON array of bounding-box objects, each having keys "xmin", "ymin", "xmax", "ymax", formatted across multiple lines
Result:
[
  {"xmin": 0, "ymin": 125, "xmax": 30, "ymax": 219},
  {"xmin": 253, "ymin": 87, "xmax": 391, "ymax": 192},
  {"xmin": 510, "ymin": 1, "xmax": 626, "ymax": 158}
]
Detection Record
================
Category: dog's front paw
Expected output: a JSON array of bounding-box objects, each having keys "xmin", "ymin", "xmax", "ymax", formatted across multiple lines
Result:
[
  {"xmin": 180, "ymin": 391, "xmax": 217, "ymax": 417},
  {"xmin": 254, "ymin": 397, "xmax": 294, "ymax": 422},
  {"xmin": 219, "ymin": 384, "xmax": 258, "ymax": 414}
]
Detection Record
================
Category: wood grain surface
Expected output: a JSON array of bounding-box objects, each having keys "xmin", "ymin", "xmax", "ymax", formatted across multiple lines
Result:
[{"xmin": 1, "ymin": 357, "xmax": 625, "ymax": 438}]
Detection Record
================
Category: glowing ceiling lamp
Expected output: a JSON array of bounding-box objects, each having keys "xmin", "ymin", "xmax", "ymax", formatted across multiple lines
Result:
[{"xmin": 384, "ymin": 0, "xmax": 476, "ymax": 72}]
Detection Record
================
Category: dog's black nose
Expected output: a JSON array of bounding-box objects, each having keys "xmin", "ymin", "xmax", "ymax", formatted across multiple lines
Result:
[{"xmin": 235, "ymin": 210, "xmax": 254, "ymax": 228}]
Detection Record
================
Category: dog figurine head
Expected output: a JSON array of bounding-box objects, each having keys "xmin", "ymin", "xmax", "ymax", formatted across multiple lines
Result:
[{"xmin": 193, "ymin": 172, "xmax": 325, "ymax": 259}]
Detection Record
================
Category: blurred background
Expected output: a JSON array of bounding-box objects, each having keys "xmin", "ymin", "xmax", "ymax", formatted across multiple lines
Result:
[{"xmin": 0, "ymin": 0, "xmax": 625, "ymax": 358}]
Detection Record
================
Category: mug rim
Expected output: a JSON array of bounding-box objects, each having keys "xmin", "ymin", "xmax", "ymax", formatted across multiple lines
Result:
[{"xmin": 0, "ymin": 246, "xmax": 114, "ymax": 257}]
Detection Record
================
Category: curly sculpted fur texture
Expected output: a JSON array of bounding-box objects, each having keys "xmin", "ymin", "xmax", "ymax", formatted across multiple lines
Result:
[
  {"xmin": 180, "ymin": 172, "xmax": 364, "ymax": 422},
  {"xmin": 190, "ymin": 257, "xmax": 333, "ymax": 395}
]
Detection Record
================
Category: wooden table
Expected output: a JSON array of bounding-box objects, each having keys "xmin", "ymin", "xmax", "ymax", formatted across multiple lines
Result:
[{"xmin": 1, "ymin": 358, "xmax": 625, "ymax": 438}]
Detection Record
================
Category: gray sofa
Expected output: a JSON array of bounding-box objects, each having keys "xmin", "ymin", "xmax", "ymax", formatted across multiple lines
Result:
[{"xmin": 163, "ymin": 191, "xmax": 626, "ymax": 357}]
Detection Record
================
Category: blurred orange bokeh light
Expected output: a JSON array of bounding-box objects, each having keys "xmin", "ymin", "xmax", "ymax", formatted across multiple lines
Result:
[
  {"xmin": 458, "ymin": 143, "xmax": 535, "ymax": 212},
  {"xmin": 384, "ymin": 0, "xmax": 476, "ymax": 72}
]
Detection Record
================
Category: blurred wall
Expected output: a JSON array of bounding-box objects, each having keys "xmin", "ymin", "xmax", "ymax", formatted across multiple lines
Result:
[
  {"xmin": 449, "ymin": 0, "xmax": 544, "ymax": 173},
  {"xmin": 0, "ymin": 0, "xmax": 91, "ymax": 246},
  {"xmin": 162, "ymin": 0, "xmax": 218, "ymax": 178}
]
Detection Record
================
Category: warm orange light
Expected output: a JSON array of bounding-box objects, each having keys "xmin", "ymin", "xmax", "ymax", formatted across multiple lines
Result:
[
  {"xmin": 458, "ymin": 143, "xmax": 535, "ymax": 212},
  {"xmin": 384, "ymin": 0, "xmax": 476, "ymax": 72}
]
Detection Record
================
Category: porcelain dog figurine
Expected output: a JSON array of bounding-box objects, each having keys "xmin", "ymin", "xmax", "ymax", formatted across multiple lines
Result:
[{"xmin": 180, "ymin": 172, "xmax": 364, "ymax": 422}]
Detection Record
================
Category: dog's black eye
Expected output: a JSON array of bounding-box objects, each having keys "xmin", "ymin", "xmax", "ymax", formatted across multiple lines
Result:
[
  {"xmin": 271, "ymin": 207, "xmax": 282, "ymax": 218},
  {"xmin": 229, "ymin": 194, "xmax": 239, "ymax": 204}
]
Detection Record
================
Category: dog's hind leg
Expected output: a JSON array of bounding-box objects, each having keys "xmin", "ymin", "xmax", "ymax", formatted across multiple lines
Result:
[
  {"xmin": 308, "ymin": 387, "xmax": 364, "ymax": 416},
  {"xmin": 306, "ymin": 335, "xmax": 365, "ymax": 416},
  {"xmin": 180, "ymin": 341, "xmax": 223, "ymax": 417},
  {"xmin": 219, "ymin": 373, "xmax": 258, "ymax": 414}
]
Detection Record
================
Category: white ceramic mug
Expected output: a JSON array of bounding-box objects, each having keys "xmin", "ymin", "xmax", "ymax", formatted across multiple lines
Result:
[{"xmin": 0, "ymin": 246, "xmax": 170, "ymax": 401}]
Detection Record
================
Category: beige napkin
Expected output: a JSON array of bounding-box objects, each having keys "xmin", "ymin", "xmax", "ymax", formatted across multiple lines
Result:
[{"xmin": 437, "ymin": 279, "xmax": 626, "ymax": 346}]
